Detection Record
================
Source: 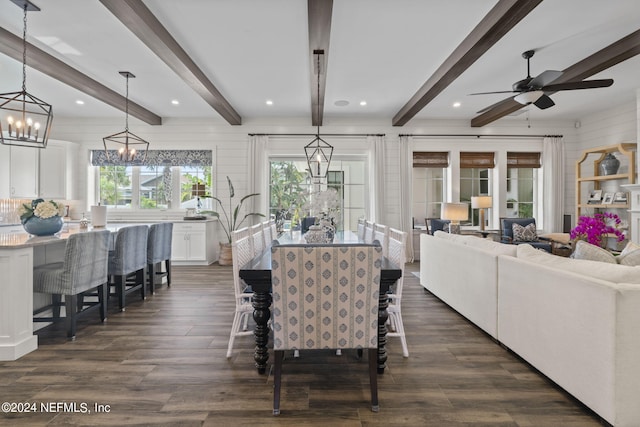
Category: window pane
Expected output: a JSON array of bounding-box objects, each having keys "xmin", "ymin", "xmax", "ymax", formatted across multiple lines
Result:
[
  {"xmin": 506, "ymin": 167, "xmax": 535, "ymax": 218},
  {"xmin": 269, "ymin": 158, "xmax": 366, "ymax": 232},
  {"xmin": 140, "ymin": 165, "xmax": 171, "ymax": 209},
  {"xmin": 99, "ymin": 166, "xmax": 132, "ymax": 208},
  {"xmin": 180, "ymin": 166, "xmax": 212, "ymax": 210},
  {"xmin": 460, "ymin": 167, "xmax": 491, "ymax": 226},
  {"xmin": 412, "ymin": 166, "xmax": 446, "ymax": 225}
]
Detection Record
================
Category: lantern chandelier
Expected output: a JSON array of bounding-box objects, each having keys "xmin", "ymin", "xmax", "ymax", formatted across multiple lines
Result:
[
  {"xmin": 304, "ymin": 50, "xmax": 333, "ymax": 179},
  {"xmin": 0, "ymin": 0, "xmax": 53, "ymax": 148},
  {"xmin": 103, "ymin": 71, "xmax": 149, "ymax": 162}
]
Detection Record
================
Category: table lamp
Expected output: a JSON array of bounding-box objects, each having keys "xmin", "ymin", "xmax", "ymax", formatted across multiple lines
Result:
[
  {"xmin": 441, "ymin": 202, "xmax": 468, "ymax": 234},
  {"xmin": 471, "ymin": 196, "xmax": 493, "ymax": 231}
]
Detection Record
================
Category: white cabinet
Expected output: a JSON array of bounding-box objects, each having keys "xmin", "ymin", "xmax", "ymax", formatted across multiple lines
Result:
[
  {"xmin": 10, "ymin": 146, "xmax": 39, "ymax": 198},
  {"xmin": 172, "ymin": 221, "xmax": 217, "ymax": 265},
  {"xmin": 38, "ymin": 142, "xmax": 67, "ymax": 199}
]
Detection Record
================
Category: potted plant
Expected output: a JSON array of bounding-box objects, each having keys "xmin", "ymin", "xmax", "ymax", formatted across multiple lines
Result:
[{"xmin": 205, "ymin": 176, "xmax": 264, "ymax": 265}]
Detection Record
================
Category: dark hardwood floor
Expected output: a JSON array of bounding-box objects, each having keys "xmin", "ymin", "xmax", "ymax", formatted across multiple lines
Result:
[{"xmin": 0, "ymin": 263, "xmax": 606, "ymax": 426}]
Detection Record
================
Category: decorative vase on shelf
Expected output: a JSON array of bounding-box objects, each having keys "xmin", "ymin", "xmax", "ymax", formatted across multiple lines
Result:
[
  {"xmin": 600, "ymin": 153, "xmax": 620, "ymax": 176},
  {"xmin": 22, "ymin": 216, "xmax": 63, "ymax": 236}
]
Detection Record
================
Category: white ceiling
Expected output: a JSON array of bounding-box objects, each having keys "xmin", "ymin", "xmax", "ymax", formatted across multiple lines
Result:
[{"xmin": 0, "ymin": 0, "xmax": 638, "ymax": 126}]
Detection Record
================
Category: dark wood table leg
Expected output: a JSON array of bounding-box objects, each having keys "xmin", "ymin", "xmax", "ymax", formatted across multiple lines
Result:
[
  {"xmin": 377, "ymin": 292, "xmax": 389, "ymax": 374},
  {"xmin": 252, "ymin": 289, "xmax": 272, "ymax": 374}
]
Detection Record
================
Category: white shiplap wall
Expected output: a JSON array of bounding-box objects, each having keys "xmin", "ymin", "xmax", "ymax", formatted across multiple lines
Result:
[{"xmin": 50, "ymin": 115, "xmax": 587, "ymax": 230}]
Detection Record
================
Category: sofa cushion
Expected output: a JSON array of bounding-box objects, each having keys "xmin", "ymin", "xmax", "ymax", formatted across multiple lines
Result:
[
  {"xmin": 463, "ymin": 235, "xmax": 518, "ymax": 256},
  {"xmin": 512, "ymin": 223, "xmax": 538, "ymax": 242},
  {"xmin": 517, "ymin": 243, "xmax": 640, "ymax": 285},
  {"xmin": 618, "ymin": 242, "xmax": 640, "ymax": 266},
  {"xmin": 572, "ymin": 240, "xmax": 617, "ymax": 264}
]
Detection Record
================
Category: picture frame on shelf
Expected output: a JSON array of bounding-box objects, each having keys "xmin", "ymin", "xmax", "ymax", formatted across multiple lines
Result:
[
  {"xmin": 613, "ymin": 192, "xmax": 628, "ymax": 204},
  {"xmin": 587, "ymin": 189, "xmax": 603, "ymax": 204},
  {"xmin": 602, "ymin": 192, "xmax": 614, "ymax": 204}
]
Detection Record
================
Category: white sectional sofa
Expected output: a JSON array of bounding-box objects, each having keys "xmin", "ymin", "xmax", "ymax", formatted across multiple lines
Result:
[{"xmin": 419, "ymin": 232, "xmax": 640, "ymax": 426}]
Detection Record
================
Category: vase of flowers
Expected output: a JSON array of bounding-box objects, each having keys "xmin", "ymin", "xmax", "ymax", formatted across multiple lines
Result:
[
  {"xmin": 570, "ymin": 212, "xmax": 625, "ymax": 249},
  {"xmin": 18, "ymin": 199, "xmax": 65, "ymax": 236}
]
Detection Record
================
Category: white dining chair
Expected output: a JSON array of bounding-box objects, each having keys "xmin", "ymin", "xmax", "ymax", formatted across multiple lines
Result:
[
  {"xmin": 250, "ymin": 223, "xmax": 265, "ymax": 257},
  {"xmin": 227, "ymin": 226, "xmax": 255, "ymax": 358},
  {"xmin": 364, "ymin": 220, "xmax": 375, "ymax": 243},
  {"xmin": 387, "ymin": 227, "xmax": 409, "ymax": 357},
  {"xmin": 357, "ymin": 218, "xmax": 366, "ymax": 241},
  {"xmin": 373, "ymin": 223, "xmax": 389, "ymax": 257}
]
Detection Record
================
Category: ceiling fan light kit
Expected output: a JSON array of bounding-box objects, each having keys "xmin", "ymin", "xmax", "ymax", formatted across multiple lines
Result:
[
  {"xmin": 471, "ymin": 49, "xmax": 614, "ymax": 113},
  {"xmin": 0, "ymin": 0, "xmax": 53, "ymax": 148},
  {"xmin": 514, "ymin": 90, "xmax": 544, "ymax": 105}
]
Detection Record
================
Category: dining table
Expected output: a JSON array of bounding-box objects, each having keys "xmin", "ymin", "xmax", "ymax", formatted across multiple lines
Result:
[{"xmin": 239, "ymin": 230, "xmax": 402, "ymax": 375}]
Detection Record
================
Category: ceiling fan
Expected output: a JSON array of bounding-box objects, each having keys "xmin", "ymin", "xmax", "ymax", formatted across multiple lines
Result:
[{"xmin": 470, "ymin": 50, "xmax": 614, "ymax": 111}]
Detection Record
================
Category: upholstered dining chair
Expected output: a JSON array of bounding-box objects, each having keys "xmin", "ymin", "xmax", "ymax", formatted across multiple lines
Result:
[
  {"xmin": 226, "ymin": 226, "xmax": 255, "ymax": 358},
  {"xmin": 33, "ymin": 230, "xmax": 111, "ymax": 339},
  {"xmin": 270, "ymin": 242, "xmax": 383, "ymax": 415},
  {"xmin": 108, "ymin": 225, "xmax": 149, "ymax": 311},
  {"xmin": 386, "ymin": 227, "xmax": 409, "ymax": 357},
  {"xmin": 146, "ymin": 223, "xmax": 173, "ymax": 294}
]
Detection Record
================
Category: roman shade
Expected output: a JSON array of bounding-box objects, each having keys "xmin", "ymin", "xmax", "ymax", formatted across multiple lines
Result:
[
  {"xmin": 507, "ymin": 152, "xmax": 541, "ymax": 168},
  {"xmin": 91, "ymin": 149, "xmax": 212, "ymax": 166},
  {"xmin": 460, "ymin": 152, "xmax": 495, "ymax": 168},
  {"xmin": 413, "ymin": 151, "xmax": 449, "ymax": 168}
]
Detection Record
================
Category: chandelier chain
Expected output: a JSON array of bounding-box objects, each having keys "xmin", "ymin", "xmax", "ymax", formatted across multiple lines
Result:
[
  {"xmin": 21, "ymin": 4, "xmax": 27, "ymax": 92},
  {"xmin": 125, "ymin": 74, "xmax": 129, "ymax": 132},
  {"xmin": 316, "ymin": 53, "xmax": 321, "ymax": 134}
]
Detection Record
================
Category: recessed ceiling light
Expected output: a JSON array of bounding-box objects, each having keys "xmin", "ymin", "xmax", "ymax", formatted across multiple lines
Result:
[
  {"xmin": 359, "ymin": 100, "xmax": 367, "ymax": 106},
  {"xmin": 453, "ymin": 102, "xmax": 461, "ymax": 108},
  {"xmin": 266, "ymin": 100, "xmax": 273, "ymax": 106},
  {"xmin": 75, "ymin": 100, "xmax": 84, "ymax": 105},
  {"xmin": 171, "ymin": 99, "xmax": 180, "ymax": 105},
  {"xmin": 334, "ymin": 100, "xmax": 349, "ymax": 107}
]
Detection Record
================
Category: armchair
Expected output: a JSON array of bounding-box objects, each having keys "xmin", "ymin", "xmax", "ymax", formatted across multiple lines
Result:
[
  {"xmin": 499, "ymin": 217, "xmax": 552, "ymax": 253},
  {"xmin": 425, "ymin": 218, "xmax": 450, "ymax": 235}
]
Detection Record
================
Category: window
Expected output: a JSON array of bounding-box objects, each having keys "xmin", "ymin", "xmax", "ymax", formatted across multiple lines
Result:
[
  {"xmin": 506, "ymin": 152, "xmax": 541, "ymax": 219},
  {"xmin": 460, "ymin": 152, "xmax": 494, "ymax": 226},
  {"xmin": 92, "ymin": 150, "xmax": 212, "ymax": 210},
  {"xmin": 412, "ymin": 152, "xmax": 448, "ymax": 226},
  {"xmin": 269, "ymin": 158, "xmax": 366, "ymax": 232}
]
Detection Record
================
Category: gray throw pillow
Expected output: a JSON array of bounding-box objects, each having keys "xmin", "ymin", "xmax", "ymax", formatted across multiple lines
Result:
[
  {"xmin": 512, "ymin": 223, "xmax": 537, "ymax": 242},
  {"xmin": 572, "ymin": 240, "xmax": 617, "ymax": 264}
]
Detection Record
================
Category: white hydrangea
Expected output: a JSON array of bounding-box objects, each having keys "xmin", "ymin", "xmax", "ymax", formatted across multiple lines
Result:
[{"xmin": 33, "ymin": 201, "xmax": 60, "ymax": 219}]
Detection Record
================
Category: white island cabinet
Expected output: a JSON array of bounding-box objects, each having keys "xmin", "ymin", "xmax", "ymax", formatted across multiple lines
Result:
[{"xmin": 171, "ymin": 221, "xmax": 217, "ymax": 265}]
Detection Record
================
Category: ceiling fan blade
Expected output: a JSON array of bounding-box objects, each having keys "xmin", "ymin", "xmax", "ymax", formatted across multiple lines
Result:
[
  {"xmin": 529, "ymin": 70, "xmax": 563, "ymax": 88},
  {"xmin": 542, "ymin": 78, "xmax": 614, "ymax": 92},
  {"xmin": 468, "ymin": 90, "xmax": 517, "ymax": 96},
  {"xmin": 476, "ymin": 96, "xmax": 515, "ymax": 114},
  {"xmin": 533, "ymin": 94, "xmax": 555, "ymax": 109}
]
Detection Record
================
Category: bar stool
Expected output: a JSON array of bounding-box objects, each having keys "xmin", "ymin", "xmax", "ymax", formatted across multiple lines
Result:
[
  {"xmin": 147, "ymin": 223, "xmax": 173, "ymax": 294},
  {"xmin": 108, "ymin": 225, "xmax": 148, "ymax": 311},
  {"xmin": 33, "ymin": 230, "xmax": 111, "ymax": 339}
]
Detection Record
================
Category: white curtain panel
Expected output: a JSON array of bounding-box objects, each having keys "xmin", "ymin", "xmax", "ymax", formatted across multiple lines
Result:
[
  {"xmin": 369, "ymin": 135, "xmax": 386, "ymax": 223},
  {"xmin": 542, "ymin": 136, "xmax": 565, "ymax": 233},
  {"xmin": 399, "ymin": 135, "xmax": 414, "ymax": 261},
  {"xmin": 248, "ymin": 134, "xmax": 268, "ymax": 222}
]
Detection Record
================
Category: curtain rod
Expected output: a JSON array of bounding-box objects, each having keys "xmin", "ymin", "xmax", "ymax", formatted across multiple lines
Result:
[
  {"xmin": 398, "ymin": 133, "xmax": 562, "ymax": 138},
  {"xmin": 248, "ymin": 133, "xmax": 385, "ymax": 137}
]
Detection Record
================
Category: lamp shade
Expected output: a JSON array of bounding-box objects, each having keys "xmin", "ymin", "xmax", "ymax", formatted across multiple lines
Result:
[
  {"xmin": 471, "ymin": 196, "xmax": 493, "ymax": 209},
  {"xmin": 441, "ymin": 202, "xmax": 468, "ymax": 222}
]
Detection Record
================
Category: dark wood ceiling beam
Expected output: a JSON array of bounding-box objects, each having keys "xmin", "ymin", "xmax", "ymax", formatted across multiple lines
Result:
[
  {"xmin": 308, "ymin": 0, "xmax": 333, "ymax": 126},
  {"xmin": 100, "ymin": 0, "xmax": 242, "ymax": 125},
  {"xmin": 0, "ymin": 26, "xmax": 162, "ymax": 125},
  {"xmin": 471, "ymin": 28, "xmax": 640, "ymax": 127},
  {"xmin": 392, "ymin": 0, "xmax": 543, "ymax": 127}
]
